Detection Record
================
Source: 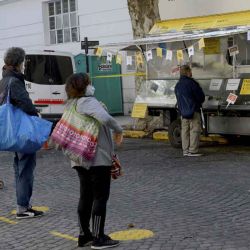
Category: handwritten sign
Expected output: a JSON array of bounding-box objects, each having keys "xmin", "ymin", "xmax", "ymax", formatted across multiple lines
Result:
[
  {"xmin": 131, "ymin": 103, "xmax": 148, "ymax": 118},
  {"xmin": 228, "ymin": 45, "xmax": 239, "ymax": 56}
]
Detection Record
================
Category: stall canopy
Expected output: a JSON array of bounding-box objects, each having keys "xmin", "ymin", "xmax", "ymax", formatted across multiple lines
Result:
[{"xmin": 100, "ymin": 10, "xmax": 250, "ymax": 49}]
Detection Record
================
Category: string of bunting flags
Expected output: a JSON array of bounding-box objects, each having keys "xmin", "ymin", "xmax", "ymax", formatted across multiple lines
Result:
[{"xmin": 94, "ymin": 38, "xmax": 206, "ymax": 66}]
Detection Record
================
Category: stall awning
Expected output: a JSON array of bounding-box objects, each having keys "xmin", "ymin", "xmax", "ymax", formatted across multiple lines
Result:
[
  {"xmin": 99, "ymin": 10, "xmax": 250, "ymax": 50},
  {"xmin": 149, "ymin": 10, "xmax": 250, "ymax": 35}
]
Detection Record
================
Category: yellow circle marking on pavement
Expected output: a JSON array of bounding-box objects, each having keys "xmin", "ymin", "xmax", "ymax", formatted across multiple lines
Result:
[
  {"xmin": 11, "ymin": 206, "xmax": 49, "ymax": 215},
  {"xmin": 109, "ymin": 229, "xmax": 154, "ymax": 241}
]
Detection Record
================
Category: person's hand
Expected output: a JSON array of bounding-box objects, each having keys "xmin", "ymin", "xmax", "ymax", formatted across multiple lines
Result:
[{"xmin": 113, "ymin": 133, "xmax": 123, "ymax": 146}]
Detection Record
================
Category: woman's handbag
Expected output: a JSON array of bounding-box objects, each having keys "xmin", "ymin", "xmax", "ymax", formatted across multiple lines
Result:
[
  {"xmin": 111, "ymin": 154, "xmax": 122, "ymax": 179},
  {"xmin": 50, "ymin": 100, "xmax": 100, "ymax": 165},
  {"xmin": 0, "ymin": 89, "xmax": 52, "ymax": 154}
]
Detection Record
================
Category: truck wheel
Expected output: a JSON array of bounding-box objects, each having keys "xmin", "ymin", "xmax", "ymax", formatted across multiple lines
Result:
[{"xmin": 168, "ymin": 119, "xmax": 182, "ymax": 148}]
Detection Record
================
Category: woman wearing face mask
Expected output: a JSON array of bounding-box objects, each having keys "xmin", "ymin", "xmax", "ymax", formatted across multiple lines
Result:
[
  {"xmin": 65, "ymin": 73, "xmax": 123, "ymax": 249},
  {"xmin": 0, "ymin": 47, "xmax": 43, "ymax": 219}
]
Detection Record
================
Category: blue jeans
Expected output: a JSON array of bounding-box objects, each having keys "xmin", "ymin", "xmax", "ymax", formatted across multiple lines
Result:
[{"xmin": 13, "ymin": 152, "xmax": 36, "ymax": 212}]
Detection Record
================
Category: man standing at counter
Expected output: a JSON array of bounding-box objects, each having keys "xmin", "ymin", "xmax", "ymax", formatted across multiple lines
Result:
[{"xmin": 175, "ymin": 65, "xmax": 205, "ymax": 157}]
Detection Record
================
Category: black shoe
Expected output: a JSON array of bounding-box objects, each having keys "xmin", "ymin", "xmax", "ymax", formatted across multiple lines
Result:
[
  {"xmin": 91, "ymin": 235, "xmax": 120, "ymax": 249},
  {"xmin": 78, "ymin": 233, "xmax": 93, "ymax": 247},
  {"xmin": 16, "ymin": 208, "xmax": 44, "ymax": 219}
]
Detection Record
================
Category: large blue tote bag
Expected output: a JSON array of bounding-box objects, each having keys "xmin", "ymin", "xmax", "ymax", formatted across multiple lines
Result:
[{"xmin": 0, "ymin": 87, "xmax": 52, "ymax": 154}]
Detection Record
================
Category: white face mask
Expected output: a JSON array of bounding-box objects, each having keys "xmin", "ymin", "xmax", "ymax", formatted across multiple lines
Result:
[{"xmin": 85, "ymin": 85, "xmax": 95, "ymax": 96}]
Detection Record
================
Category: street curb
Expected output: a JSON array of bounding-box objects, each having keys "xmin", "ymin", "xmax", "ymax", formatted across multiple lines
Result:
[{"xmin": 123, "ymin": 130, "xmax": 229, "ymax": 144}]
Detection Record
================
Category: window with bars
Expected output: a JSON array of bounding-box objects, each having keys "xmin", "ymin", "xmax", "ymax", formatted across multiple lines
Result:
[{"xmin": 48, "ymin": 0, "xmax": 79, "ymax": 44}]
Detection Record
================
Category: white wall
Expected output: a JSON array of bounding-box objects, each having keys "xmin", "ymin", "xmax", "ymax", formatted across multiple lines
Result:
[
  {"xmin": 159, "ymin": 0, "xmax": 250, "ymax": 20},
  {"xmin": 0, "ymin": 0, "xmax": 135, "ymax": 114}
]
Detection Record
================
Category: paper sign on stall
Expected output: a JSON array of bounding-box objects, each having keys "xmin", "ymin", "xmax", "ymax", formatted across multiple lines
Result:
[
  {"xmin": 116, "ymin": 54, "xmax": 122, "ymax": 65},
  {"xmin": 126, "ymin": 56, "xmax": 132, "ymax": 66},
  {"xmin": 188, "ymin": 46, "xmax": 194, "ymax": 57},
  {"xmin": 198, "ymin": 38, "xmax": 205, "ymax": 49},
  {"xmin": 177, "ymin": 50, "xmax": 184, "ymax": 62},
  {"xmin": 228, "ymin": 45, "xmax": 239, "ymax": 56},
  {"xmin": 226, "ymin": 79, "xmax": 240, "ymax": 91},
  {"xmin": 156, "ymin": 48, "xmax": 163, "ymax": 58},
  {"xmin": 248, "ymin": 30, "xmax": 250, "ymax": 41},
  {"xmin": 240, "ymin": 79, "xmax": 250, "ymax": 95},
  {"xmin": 226, "ymin": 93, "xmax": 238, "ymax": 108},
  {"xmin": 209, "ymin": 79, "xmax": 223, "ymax": 91},
  {"xmin": 166, "ymin": 50, "xmax": 173, "ymax": 61},
  {"xmin": 146, "ymin": 50, "xmax": 153, "ymax": 61},
  {"xmin": 107, "ymin": 52, "xmax": 112, "ymax": 62},
  {"xmin": 131, "ymin": 103, "xmax": 148, "ymax": 118}
]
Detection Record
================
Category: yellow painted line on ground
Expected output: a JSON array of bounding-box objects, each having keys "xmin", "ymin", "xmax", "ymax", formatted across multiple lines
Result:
[
  {"xmin": 11, "ymin": 206, "xmax": 49, "ymax": 215},
  {"xmin": 0, "ymin": 216, "xmax": 17, "ymax": 225},
  {"xmin": 50, "ymin": 231, "xmax": 78, "ymax": 241},
  {"xmin": 92, "ymin": 72, "xmax": 146, "ymax": 79},
  {"xmin": 109, "ymin": 229, "xmax": 154, "ymax": 241}
]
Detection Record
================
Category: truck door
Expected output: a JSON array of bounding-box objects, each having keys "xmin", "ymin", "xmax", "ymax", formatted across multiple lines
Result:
[
  {"xmin": 25, "ymin": 54, "xmax": 52, "ymax": 115},
  {"xmin": 49, "ymin": 55, "xmax": 73, "ymax": 115}
]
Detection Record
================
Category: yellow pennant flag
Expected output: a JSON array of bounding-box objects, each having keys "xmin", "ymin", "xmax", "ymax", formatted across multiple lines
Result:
[
  {"xmin": 198, "ymin": 38, "xmax": 205, "ymax": 49},
  {"xmin": 136, "ymin": 52, "xmax": 144, "ymax": 65},
  {"xmin": 116, "ymin": 54, "xmax": 122, "ymax": 64},
  {"xmin": 177, "ymin": 50, "xmax": 184, "ymax": 62},
  {"xmin": 156, "ymin": 48, "xmax": 163, "ymax": 58},
  {"xmin": 96, "ymin": 47, "xmax": 103, "ymax": 57}
]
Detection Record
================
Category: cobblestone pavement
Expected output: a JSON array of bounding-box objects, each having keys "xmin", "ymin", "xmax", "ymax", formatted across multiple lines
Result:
[{"xmin": 1, "ymin": 139, "xmax": 250, "ymax": 250}]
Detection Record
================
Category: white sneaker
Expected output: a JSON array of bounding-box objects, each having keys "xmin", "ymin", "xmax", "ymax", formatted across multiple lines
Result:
[{"xmin": 187, "ymin": 152, "xmax": 203, "ymax": 157}]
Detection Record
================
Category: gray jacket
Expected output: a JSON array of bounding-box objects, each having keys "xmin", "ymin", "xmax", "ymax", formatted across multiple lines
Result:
[{"xmin": 71, "ymin": 96, "xmax": 123, "ymax": 168}]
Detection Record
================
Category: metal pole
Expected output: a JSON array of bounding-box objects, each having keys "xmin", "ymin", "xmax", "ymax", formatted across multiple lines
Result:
[{"xmin": 84, "ymin": 37, "xmax": 89, "ymax": 73}]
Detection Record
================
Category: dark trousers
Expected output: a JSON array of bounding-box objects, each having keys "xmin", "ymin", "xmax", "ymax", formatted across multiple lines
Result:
[{"xmin": 76, "ymin": 166, "xmax": 111, "ymax": 239}]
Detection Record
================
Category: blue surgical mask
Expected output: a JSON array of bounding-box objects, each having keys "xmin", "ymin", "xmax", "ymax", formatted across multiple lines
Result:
[{"xmin": 85, "ymin": 85, "xmax": 95, "ymax": 96}]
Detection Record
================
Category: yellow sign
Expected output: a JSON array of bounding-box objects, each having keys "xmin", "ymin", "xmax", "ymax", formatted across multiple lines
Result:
[
  {"xmin": 156, "ymin": 48, "xmax": 163, "ymax": 58},
  {"xmin": 149, "ymin": 10, "xmax": 250, "ymax": 34},
  {"xmin": 176, "ymin": 50, "xmax": 184, "ymax": 62},
  {"xmin": 136, "ymin": 52, "xmax": 144, "ymax": 65},
  {"xmin": 95, "ymin": 47, "xmax": 103, "ymax": 57},
  {"xmin": 204, "ymin": 38, "xmax": 220, "ymax": 54},
  {"xmin": 198, "ymin": 38, "xmax": 205, "ymax": 50},
  {"xmin": 116, "ymin": 54, "xmax": 122, "ymax": 65},
  {"xmin": 240, "ymin": 79, "xmax": 250, "ymax": 95},
  {"xmin": 131, "ymin": 103, "xmax": 147, "ymax": 118}
]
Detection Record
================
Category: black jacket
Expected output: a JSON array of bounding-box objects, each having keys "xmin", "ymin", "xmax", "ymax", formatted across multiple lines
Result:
[
  {"xmin": 0, "ymin": 68, "xmax": 38, "ymax": 116},
  {"xmin": 175, "ymin": 76, "xmax": 205, "ymax": 119}
]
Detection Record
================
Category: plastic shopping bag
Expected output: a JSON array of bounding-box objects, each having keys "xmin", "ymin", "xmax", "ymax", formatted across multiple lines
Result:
[{"xmin": 0, "ymin": 101, "xmax": 52, "ymax": 154}]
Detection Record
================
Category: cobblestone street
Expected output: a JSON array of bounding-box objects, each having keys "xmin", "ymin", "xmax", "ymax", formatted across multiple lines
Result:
[{"xmin": 1, "ymin": 139, "xmax": 250, "ymax": 250}]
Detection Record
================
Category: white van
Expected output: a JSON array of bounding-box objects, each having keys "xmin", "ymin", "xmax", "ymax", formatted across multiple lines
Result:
[{"xmin": 24, "ymin": 50, "xmax": 76, "ymax": 121}]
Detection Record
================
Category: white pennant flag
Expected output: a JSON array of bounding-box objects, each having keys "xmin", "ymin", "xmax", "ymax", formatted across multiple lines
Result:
[
  {"xmin": 126, "ymin": 56, "xmax": 132, "ymax": 65},
  {"xmin": 107, "ymin": 52, "xmax": 112, "ymax": 62},
  {"xmin": 146, "ymin": 50, "xmax": 153, "ymax": 61},
  {"xmin": 188, "ymin": 46, "xmax": 194, "ymax": 57},
  {"xmin": 166, "ymin": 50, "xmax": 173, "ymax": 61}
]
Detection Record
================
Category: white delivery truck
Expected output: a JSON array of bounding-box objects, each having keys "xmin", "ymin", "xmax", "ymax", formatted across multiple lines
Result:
[{"xmin": 24, "ymin": 50, "xmax": 76, "ymax": 122}]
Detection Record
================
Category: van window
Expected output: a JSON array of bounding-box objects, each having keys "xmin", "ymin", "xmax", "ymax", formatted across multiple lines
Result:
[{"xmin": 24, "ymin": 54, "xmax": 73, "ymax": 85}]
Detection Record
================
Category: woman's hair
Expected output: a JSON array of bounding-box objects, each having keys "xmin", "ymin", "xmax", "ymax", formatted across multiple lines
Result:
[
  {"xmin": 65, "ymin": 73, "xmax": 90, "ymax": 99},
  {"xmin": 4, "ymin": 47, "xmax": 25, "ymax": 67}
]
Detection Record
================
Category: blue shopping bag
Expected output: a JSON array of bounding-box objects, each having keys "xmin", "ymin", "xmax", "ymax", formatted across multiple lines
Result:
[{"xmin": 0, "ymin": 90, "xmax": 53, "ymax": 154}]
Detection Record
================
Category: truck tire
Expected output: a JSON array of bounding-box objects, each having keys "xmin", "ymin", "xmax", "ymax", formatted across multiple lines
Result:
[{"xmin": 168, "ymin": 119, "xmax": 182, "ymax": 148}]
